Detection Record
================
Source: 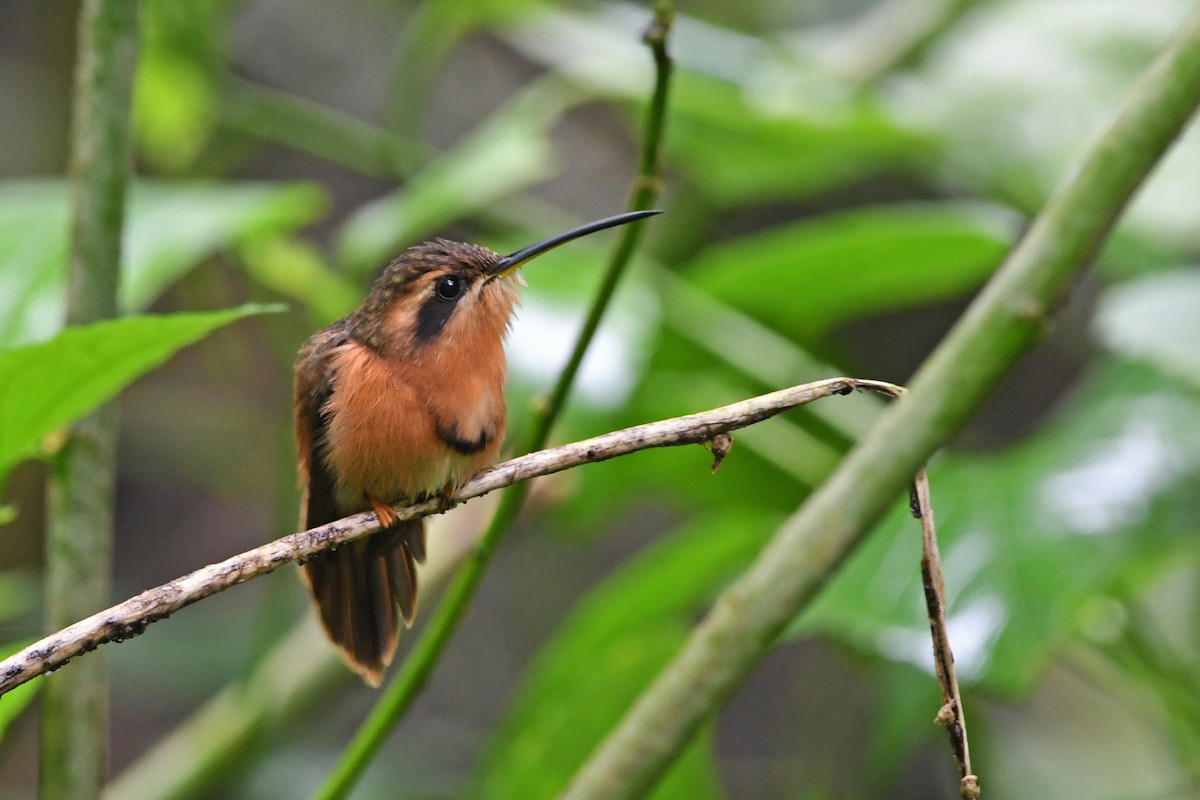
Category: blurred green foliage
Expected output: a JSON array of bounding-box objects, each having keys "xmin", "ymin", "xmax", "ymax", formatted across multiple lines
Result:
[
  {"xmin": 3, "ymin": 1, "xmax": 1200, "ymax": 799},
  {"xmin": 472, "ymin": 509, "xmax": 781, "ymax": 798},
  {"xmin": 0, "ymin": 180, "xmax": 323, "ymax": 347}
]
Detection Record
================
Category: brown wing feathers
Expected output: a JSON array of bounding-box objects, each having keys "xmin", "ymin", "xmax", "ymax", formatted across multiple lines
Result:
[{"xmin": 295, "ymin": 326, "xmax": 423, "ymax": 686}]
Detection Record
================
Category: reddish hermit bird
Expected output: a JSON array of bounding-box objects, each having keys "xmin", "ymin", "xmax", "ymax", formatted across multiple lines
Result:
[{"xmin": 294, "ymin": 210, "xmax": 659, "ymax": 685}]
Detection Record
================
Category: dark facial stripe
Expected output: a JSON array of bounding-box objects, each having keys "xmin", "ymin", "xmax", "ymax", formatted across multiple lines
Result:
[
  {"xmin": 414, "ymin": 286, "xmax": 462, "ymax": 344},
  {"xmin": 435, "ymin": 420, "xmax": 492, "ymax": 455}
]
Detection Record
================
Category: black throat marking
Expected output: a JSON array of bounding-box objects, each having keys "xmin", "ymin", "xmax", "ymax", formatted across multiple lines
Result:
[{"xmin": 435, "ymin": 419, "xmax": 492, "ymax": 455}]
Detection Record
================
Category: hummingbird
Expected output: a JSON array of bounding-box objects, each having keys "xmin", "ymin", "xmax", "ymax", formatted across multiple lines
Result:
[{"xmin": 294, "ymin": 210, "xmax": 659, "ymax": 685}]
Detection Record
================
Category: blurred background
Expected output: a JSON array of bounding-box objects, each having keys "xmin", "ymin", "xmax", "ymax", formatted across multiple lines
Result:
[{"xmin": 3, "ymin": 0, "xmax": 1200, "ymax": 798}]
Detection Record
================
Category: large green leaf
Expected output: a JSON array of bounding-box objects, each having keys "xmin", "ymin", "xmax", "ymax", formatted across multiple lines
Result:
[
  {"xmin": 686, "ymin": 203, "xmax": 1016, "ymax": 340},
  {"xmin": 0, "ymin": 180, "xmax": 325, "ymax": 348},
  {"xmin": 897, "ymin": 0, "xmax": 1200, "ymax": 246},
  {"xmin": 0, "ymin": 304, "xmax": 282, "ymax": 487},
  {"xmin": 472, "ymin": 510, "xmax": 781, "ymax": 798},
  {"xmin": 798, "ymin": 360, "xmax": 1200, "ymax": 695}
]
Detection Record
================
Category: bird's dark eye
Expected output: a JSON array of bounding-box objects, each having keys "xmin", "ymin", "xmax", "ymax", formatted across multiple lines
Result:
[{"xmin": 435, "ymin": 275, "xmax": 465, "ymax": 301}]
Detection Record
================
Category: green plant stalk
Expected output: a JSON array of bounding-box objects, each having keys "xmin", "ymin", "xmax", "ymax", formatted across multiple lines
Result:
[
  {"xmin": 311, "ymin": 5, "xmax": 675, "ymax": 799},
  {"xmin": 561, "ymin": 7, "xmax": 1200, "ymax": 799},
  {"xmin": 40, "ymin": 2, "xmax": 137, "ymax": 799}
]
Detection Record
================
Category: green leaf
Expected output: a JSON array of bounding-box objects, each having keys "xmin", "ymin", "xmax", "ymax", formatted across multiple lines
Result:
[
  {"xmin": 472, "ymin": 510, "xmax": 780, "ymax": 797},
  {"xmin": 687, "ymin": 203, "xmax": 1016, "ymax": 340},
  {"xmin": 864, "ymin": 664, "xmax": 942, "ymax": 791},
  {"xmin": 0, "ymin": 180, "xmax": 326, "ymax": 348},
  {"xmin": 1094, "ymin": 269, "xmax": 1200, "ymax": 390},
  {"xmin": 0, "ymin": 639, "xmax": 40, "ymax": 743},
  {"xmin": 0, "ymin": 304, "xmax": 282, "ymax": 486},
  {"xmin": 897, "ymin": 1, "xmax": 1200, "ymax": 245},
  {"xmin": 797, "ymin": 360, "xmax": 1200, "ymax": 695}
]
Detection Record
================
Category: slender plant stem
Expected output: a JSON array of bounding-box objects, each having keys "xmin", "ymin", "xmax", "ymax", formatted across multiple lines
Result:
[
  {"xmin": 561, "ymin": 7, "xmax": 1200, "ymax": 800},
  {"xmin": 912, "ymin": 470, "xmax": 976, "ymax": 794},
  {"xmin": 40, "ymin": 2, "xmax": 137, "ymax": 799},
  {"xmin": 311, "ymin": 10, "xmax": 675, "ymax": 797}
]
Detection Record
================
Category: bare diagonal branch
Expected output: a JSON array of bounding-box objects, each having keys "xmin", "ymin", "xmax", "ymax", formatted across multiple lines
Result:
[{"xmin": 0, "ymin": 378, "xmax": 897, "ymax": 698}]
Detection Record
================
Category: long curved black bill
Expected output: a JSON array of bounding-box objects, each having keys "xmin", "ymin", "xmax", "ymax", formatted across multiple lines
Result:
[{"xmin": 487, "ymin": 209, "xmax": 661, "ymax": 279}]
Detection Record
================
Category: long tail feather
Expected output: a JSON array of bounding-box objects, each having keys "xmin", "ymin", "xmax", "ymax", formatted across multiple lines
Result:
[{"xmin": 301, "ymin": 518, "xmax": 426, "ymax": 686}]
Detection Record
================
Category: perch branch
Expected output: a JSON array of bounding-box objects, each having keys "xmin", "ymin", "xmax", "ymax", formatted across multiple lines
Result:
[{"xmin": 0, "ymin": 378, "xmax": 895, "ymax": 698}]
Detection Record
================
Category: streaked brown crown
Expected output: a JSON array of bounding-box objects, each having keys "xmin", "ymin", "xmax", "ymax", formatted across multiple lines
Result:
[{"xmin": 349, "ymin": 240, "xmax": 518, "ymax": 355}]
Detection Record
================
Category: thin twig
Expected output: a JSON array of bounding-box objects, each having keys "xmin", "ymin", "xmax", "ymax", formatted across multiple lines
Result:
[
  {"xmin": 911, "ymin": 470, "xmax": 978, "ymax": 799},
  {"xmin": 0, "ymin": 378, "xmax": 894, "ymax": 698},
  {"xmin": 561, "ymin": 7, "xmax": 1200, "ymax": 799}
]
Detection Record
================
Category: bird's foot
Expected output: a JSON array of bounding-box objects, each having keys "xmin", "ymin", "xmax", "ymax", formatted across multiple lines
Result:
[{"xmin": 367, "ymin": 495, "xmax": 399, "ymax": 528}]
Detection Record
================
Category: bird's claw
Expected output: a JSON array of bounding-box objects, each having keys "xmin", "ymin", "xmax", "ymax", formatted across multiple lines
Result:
[{"xmin": 367, "ymin": 495, "xmax": 399, "ymax": 528}]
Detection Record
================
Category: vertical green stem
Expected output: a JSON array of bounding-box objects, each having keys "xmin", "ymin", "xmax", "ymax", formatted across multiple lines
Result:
[
  {"xmin": 41, "ymin": 2, "xmax": 137, "ymax": 799},
  {"xmin": 311, "ymin": 5, "xmax": 675, "ymax": 799}
]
